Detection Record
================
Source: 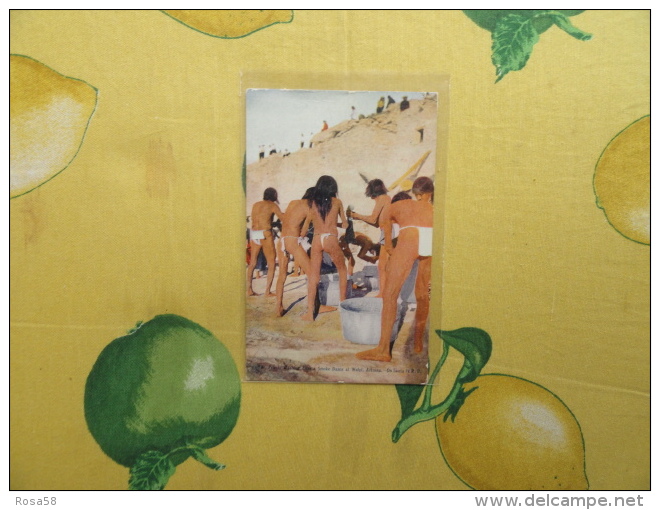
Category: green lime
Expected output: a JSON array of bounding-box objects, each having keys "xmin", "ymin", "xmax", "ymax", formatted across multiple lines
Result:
[{"xmin": 84, "ymin": 314, "xmax": 241, "ymax": 488}]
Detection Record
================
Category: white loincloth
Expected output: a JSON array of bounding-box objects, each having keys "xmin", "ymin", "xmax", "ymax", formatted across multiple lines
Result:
[
  {"xmin": 399, "ymin": 226, "xmax": 433, "ymax": 256},
  {"xmin": 250, "ymin": 229, "xmax": 266, "ymax": 246}
]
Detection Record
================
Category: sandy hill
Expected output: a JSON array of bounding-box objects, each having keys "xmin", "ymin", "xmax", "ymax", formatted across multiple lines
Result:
[{"xmin": 246, "ymin": 97, "xmax": 438, "ymax": 239}]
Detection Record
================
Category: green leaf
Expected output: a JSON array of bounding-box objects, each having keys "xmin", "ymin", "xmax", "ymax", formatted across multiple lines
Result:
[
  {"xmin": 464, "ymin": 10, "xmax": 585, "ymax": 34},
  {"xmin": 530, "ymin": 10, "xmax": 586, "ymax": 36},
  {"xmin": 129, "ymin": 450, "xmax": 176, "ymax": 490},
  {"xmin": 190, "ymin": 447, "xmax": 226, "ymax": 471},
  {"xmin": 547, "ymin": 12, "xmax": 592, "ymax": 41},
  {"xmin": 436, "ymin": 328, "xmax": 492, "ymax": 383},
  {"xmin": 467, "ymin": 10, "xmax": 591, "ymax": 83},
  {"xmin": 492, "ymin": 13, "xmax": 540, "ymax": 83},
  {"xmin": 395, "ymin": 384, "xmax": 424, "ymax": 420},
  {"xmin": 464, "ymin": 10, "xmax": 511, "ymax": 32}
]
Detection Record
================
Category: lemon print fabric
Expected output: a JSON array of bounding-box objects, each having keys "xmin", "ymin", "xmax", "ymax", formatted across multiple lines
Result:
[
  {"xmin": 436, "ymin": 374, "xmax": 588, "ymax": 490},
  {"xmin": 594, "ymin": 116, "xmax": 650, "ymax": 245},
  {"xmin": 10, "ymin": 54, "xmax": 98, "ymax": 198},
  {"xmin": 161, "ymin": 10, "xmax": 293, "ymax": 39}
]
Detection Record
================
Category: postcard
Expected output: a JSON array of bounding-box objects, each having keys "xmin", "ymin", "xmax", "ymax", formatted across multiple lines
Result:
[{"xmin": 245, "ymin": 88, "xmax": 441, "ymax": 384}]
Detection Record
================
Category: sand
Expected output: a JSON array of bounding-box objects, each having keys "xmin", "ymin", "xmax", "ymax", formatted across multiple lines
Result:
[{"xmin": 245, "ymin": 264, "xmax": 429, "ymax": 385}]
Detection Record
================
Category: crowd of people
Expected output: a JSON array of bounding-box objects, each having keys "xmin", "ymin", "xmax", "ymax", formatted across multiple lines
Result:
[{"xmin": 246, "ymin": 174, "xmax": 434, "ymax": 362}]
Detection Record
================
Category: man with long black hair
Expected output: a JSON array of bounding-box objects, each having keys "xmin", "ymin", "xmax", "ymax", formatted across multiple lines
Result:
[{"xmin": 300, "ymin": 175, "xmax": 349, "ymax": 321}]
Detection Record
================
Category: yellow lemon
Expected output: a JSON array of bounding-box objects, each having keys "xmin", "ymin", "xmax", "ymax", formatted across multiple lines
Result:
[
  {"xmin": 436, "ymin": 374, "xmax": 588, "ymax": 490},
  {"xmin": 162, "ymin": 10, "xmax": 293, "ymax": 38},
  {"xmin": 10, "ymin": 55, "xmax": 98, "ymax": 198},
  {"xmin": 594, "ymin": 116, "xmax": 650, "ymax": 245}
]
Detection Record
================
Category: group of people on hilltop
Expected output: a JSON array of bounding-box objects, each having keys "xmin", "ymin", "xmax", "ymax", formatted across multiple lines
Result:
[
  {"xmin": 259, "ymin": 128, "xmax": 327, "ymax": 161},
  {"xmin": 258, "ymin": 144, "xmax": 280, "ymax": 159},
  {"xmin": 246, "ymin": 174, "xmax": 434, "ymax": 362},
  {"xmin": 258, "ymin": 97, "xmax": 414, "ymax": 161},
  {"xmin": 376, "ymin": 95, "xmax": 409, "ymax": 114}
]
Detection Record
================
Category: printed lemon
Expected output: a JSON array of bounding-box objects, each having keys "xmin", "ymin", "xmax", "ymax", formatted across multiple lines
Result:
[
  {"xmin": 162, "ymin": 10, "xmax": 293, "ymax": 38},
  {"xmin": 436, "ymin": 374, "xmax": 587, "ymax": 490},
  {"xmin": 84, "ymin": 314, "xmax": 241, "ymax": 489},
  {"xmin": 594, "ymin": 116, "xmax": 650, "ymax": 245},
  {"xmin": 10, "ymin": 54, "xmax": 97, "ymax": 198}
]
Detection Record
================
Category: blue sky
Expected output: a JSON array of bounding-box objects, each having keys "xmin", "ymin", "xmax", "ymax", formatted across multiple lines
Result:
[{"xmin": 245, "ymin": 89, "xmax": 426, "ymax": 164}]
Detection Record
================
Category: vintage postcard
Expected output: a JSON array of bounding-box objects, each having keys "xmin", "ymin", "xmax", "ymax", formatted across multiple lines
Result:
[{"xmin": 245, "ymin": 88, "xmax": 441, "ymax": 384}]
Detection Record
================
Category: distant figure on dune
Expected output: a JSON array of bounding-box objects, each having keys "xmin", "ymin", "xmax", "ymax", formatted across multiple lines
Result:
[
  {"xmin": 350, "ymin": 106, "xmax": 356, "ymax": 120},
  {"xmin": 400, "ymin": 96, "xmax": 410, "ymax": 111},
  {"xmin": 387, "ymin": 95, "xmax": 395, "ymax": 107},
  {"xmin": 376, "ymin": 96, "xmax": 385, "ymax": 114},
  {"xmin": 322, "ymin": 120, "xmax": 328, "ymax": 131},
  {"xmin": 300, "ymin": 134, "xmax": 305, "ymax": 149},
  {"xmin": 258, "ymin": 145, "xmax": 265, "ymax": 160},
  {"xmin": 247, "ymin": 187, "xmax": 283, "ymax": 298}
]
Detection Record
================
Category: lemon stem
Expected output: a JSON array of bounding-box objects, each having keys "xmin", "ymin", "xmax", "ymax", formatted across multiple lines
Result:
[
  {"xmin": 128, "ymin": 444, "xmax": 224, "ymax": 490},
  {"xmin": 421, "ymin": 340, "xmax": 449, "ymax": 408},
  {"xmin": 167, "ymin": 443, "xmax": 225, "ymax": 471},
  {"xmin": 392, "ymin": 341, "xmax": 470, "ymax": 442}
]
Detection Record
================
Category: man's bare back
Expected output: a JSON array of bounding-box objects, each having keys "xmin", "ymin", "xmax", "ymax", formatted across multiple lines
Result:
[
  {"xmin": 251, "ymin": 200, "xmax": 281, "ymax": 231},
  {"xmin": 381, "ymin": 200, "xmax": 433, "ymax": 252},
  {"xmin": 281, "ymin": 199, "xmax": 310, "ymax": 236},
  {"xmin": 351, "ymin": 194, "xmax": 391, "ymax": 228},
  {"xmin": 303, "ymin": 197, "xmax": 348, "ymax": 235}
]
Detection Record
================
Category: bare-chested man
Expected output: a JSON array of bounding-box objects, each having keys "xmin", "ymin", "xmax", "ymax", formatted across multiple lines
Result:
[
  {"xmin": 356, "ymin": 176, "xmax": 434, "ymax": 362},
  {"xmin": 301, "ymin": 175, "xmax": 349, "ymax": 321},
  {"xmin": 339, "ymin": 233, "xmax": 379, "ymax": 287},
  {"xmin": 246, "ymin": 187, "xmax": 283, "ymax": 297},
  {"xmin": 275, "ymin": 187, "xmax": 315, "ymax": 317},
  {"xmin": 349, "ymin": 178, "xmax": 392, "ymax": 297}
]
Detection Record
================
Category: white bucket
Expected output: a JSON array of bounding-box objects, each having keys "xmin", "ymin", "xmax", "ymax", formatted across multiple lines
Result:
[
  {"xmin": 319, "ymin": 274, "xmax": 343, "ymax": 306},
  {"xmin": 339, "ymin": 297, "xmax": 382, "ymax": 344}
]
